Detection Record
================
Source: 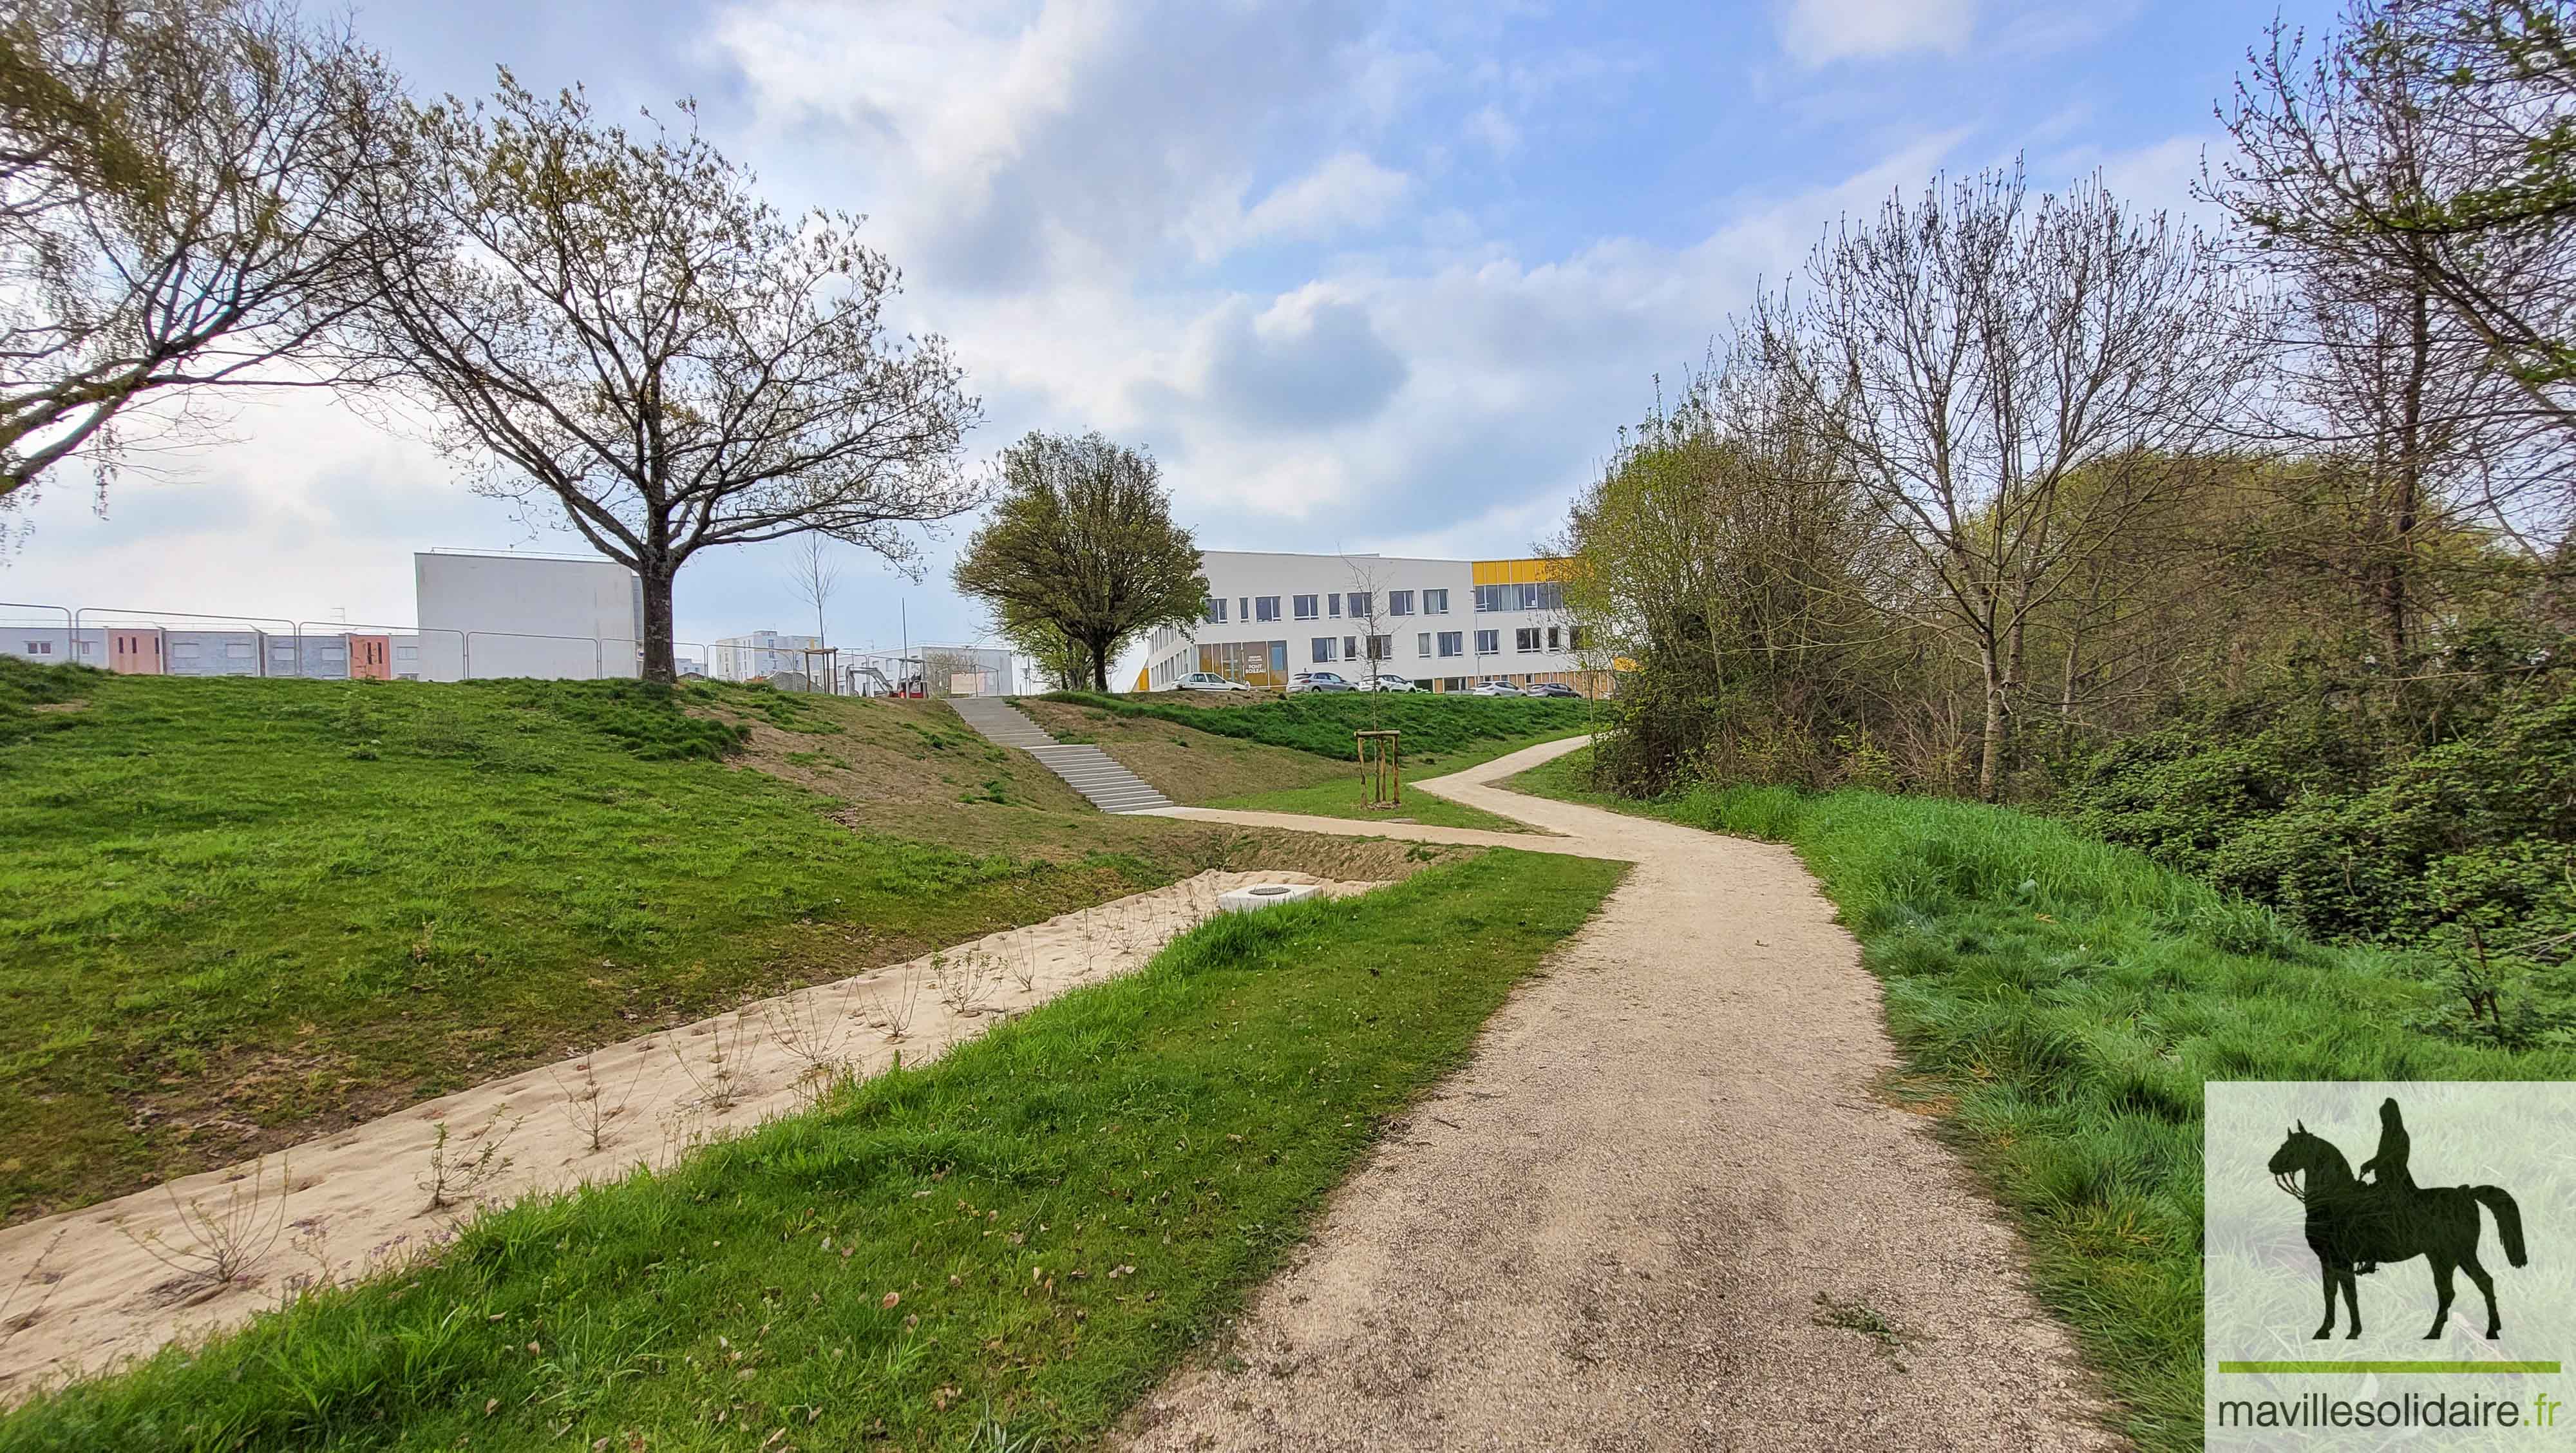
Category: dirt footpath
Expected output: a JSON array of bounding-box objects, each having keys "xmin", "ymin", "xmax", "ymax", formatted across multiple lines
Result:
[{"xmin": 1128, "ymin": 739, "xmax": 2121, "ymax": 1452}]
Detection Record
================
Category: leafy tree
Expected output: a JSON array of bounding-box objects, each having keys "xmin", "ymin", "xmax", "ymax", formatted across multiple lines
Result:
[
  {"xmin": 952, "ymin": 432, "xmax": 1206, "ymax": 693},
  {"xmin": 0, "ymin": 0, "xmax": 410, "ymax": 517},
  {"xmin": 359, "ymin": 77, "xmax": 980, "ymax": 681}
]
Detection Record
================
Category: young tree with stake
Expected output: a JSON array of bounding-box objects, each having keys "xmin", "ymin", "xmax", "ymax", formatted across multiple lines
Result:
[{"xmin": 359, "ymin": 77, "xmax": 980, "ymax": 681}]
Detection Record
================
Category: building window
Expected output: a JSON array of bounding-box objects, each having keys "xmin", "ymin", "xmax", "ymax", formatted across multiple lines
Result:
[
  {"xmin": 1328, "ymin": 594, "xmax": 1341, "ymax": 618},
  {"xmin": 1366, "ymin": 634, "xmax": 1392, "ymax": 661},
  {"xmin": 1437, "ymin": 631, "xmax": 1463, "ymax": 658},
  {"xmin": 225, "ymin": 643, "xmax": 252, "ymax": 659},
  {"xmin": 1475, "ymin": 629, "xmax": 1499, "ymax": 654},
  {"xmin": 397, "ymin": 645, "xmax": 419, "ymax": 661},
  {"xmin": 22, "ymin": 641, "xmax": 50, "ymax": 656},
  {"xmin": 1388, "ymin": 590, "xmax": 1414, "ymax": 616},
  {"xmin": 1204, "ymin": 598, "xmax": 1229, "ymax": 625},
  {"xmin": 1417, "ymin": 632, "xmax": 1432, "ymax": 657},
  {"xmin": 1423, "ymin": 588, "xmax": 1449, "ymax": 615},
  {"xmin": 1473, "ymin": 582, "xmax": 1566, "ymax": 613},
  {"xmin": 1293, "ymin": 594, "xmax": 1318, "ymax": 620},
  {"xmin": 1239, "ymin": 596, "xmax": 1249, "ymax": 622},
  {"xmin": 1546, "ymin": 625, "xmax": 1562, "ymax": 651},
  {"xmin": 173, "ymin": 641, "xmax": 201, "ymax": 659},
  {"xmin": 1312, "ymin": 636, "xmax": 1337, "ymax": 663},
  {"xmin": 1255, "ymin": 596, "xmax": 1280, "ymax": 623},
  {"xmin": 1568, "ymin": 625, "xmax": 1586, "ymax": 649},
  {"xmin": 1515, "ymin": 627, "xmax": 1540, "ymax": 652},
  {"xmin": 1345, "ymin": 591, "xmax": 1371, "ymax": 620}
]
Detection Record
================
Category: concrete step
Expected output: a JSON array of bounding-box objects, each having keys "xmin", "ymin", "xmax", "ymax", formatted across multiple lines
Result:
[{"xmin": 943, "ymin": 698, "xmax": 1176, "ymax": 813}]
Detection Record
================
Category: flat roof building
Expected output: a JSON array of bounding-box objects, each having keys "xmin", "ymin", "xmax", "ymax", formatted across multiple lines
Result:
[{"xmin": 1139, "ymin": 550, "xmax": 1601, "ymax": 694}]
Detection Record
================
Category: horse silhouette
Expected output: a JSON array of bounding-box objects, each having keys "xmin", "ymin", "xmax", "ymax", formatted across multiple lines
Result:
[{"xmin": 2266, "ymin": 1113, "xmax": 2527, "ymax": 1340}]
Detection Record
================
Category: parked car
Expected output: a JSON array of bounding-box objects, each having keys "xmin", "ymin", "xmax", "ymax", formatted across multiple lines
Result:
[
  {"xmin": 1465, "ymin": 679, "xmax": 1526, "ymax": 697},
  {"xmin": 1175, "ymin": 671, "xmax": 1251, "ymax": 692},
  {"xmin": 1356, "ymin": 673, "xmax": 1417, "ymax": 692},
  {"xmin": 1287, "ymin": 670, "xmax": 1358, "ymax": 693},
  {"xmin": 1526, "ymin": 681, "xmax": 1582, "ymax": 698}
]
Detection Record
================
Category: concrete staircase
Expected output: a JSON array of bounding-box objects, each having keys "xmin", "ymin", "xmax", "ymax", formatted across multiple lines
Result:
[{"xmin": 947, "ymin": 696, "xmax": 1175, "ymax": 813}]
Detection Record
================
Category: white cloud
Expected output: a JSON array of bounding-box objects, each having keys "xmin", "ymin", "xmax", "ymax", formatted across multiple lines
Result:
[
  {"xmin": 1779, "ymin": 0, "xmax": 1976, "ymax": 68},
  {"xmin": 1463, "ymin": 104, "xmax": 1520, "ymax": 157},
  {"xmin": 1183, "ymin": 153, "xmax": 1412, "ymax": 261}
]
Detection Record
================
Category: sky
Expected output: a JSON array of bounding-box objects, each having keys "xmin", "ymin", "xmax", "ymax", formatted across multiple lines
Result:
[{"xmin": 0, "ymin": 0, "xmax": 2338, "ymax": 671}]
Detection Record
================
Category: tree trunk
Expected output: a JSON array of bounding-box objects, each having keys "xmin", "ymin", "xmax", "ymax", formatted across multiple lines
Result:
[
  {"xmin": 639, "ymin": 565, "xmax": 677, "ymax": 684},
  {"xmin": 1089, "ymin": 640, "xmax": 1112, "ymax": 694},
  {"xmin": 1977, "ymin": 644, "xmax": 2008, "ymax": 802},
  {"xmin": 2380, "ymin": 283, "xmax": 2431, "ymax": 664}
]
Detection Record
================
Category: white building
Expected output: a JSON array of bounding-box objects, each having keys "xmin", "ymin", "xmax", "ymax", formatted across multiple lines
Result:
[
  {"xmin": 1139, "ymin": 550, "xmax": 1600, "ymax": 694},
  {"xmin": 415, "ymin": 549, "xmax": 643, "ymax": 681},
  {"xmin": 708, "ymin": 631, "xmax": 826, "ymax": 683}
]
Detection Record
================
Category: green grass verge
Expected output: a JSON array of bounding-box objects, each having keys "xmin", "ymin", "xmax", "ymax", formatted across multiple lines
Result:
[
  {"xmin": 1508, "ymin": 748, "xmax": 2576, "ymax": 1453},
  {"xmin": 1040, "ymin": 690, "xmax": 1598, "ymax": 759},
  {"xmin": 1204, "ymin": 731, "xmax": 1584, "ymax": 832},
  {"xmin": 0, "ymin": 666, "xmax": 1177, "ymax": 1223},
  {"xmin": 0, "ymin": 849, "xmax": 1624, "ymax": 1452}
]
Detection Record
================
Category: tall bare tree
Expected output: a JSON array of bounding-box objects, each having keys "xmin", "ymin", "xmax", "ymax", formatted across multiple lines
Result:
[
  {"xmin": 360, "ymin": 77, "xmax": 980, "ymax": 681},
  {"xmin": 0, "ymin": 0, "xmax": 409, "ymax": 515},
  {"xmin": 1759, "ymin": 166, "xmax": 2255, "ymax": 799},
  {"xmin": 788, "ymin": 533, "xmax": 840, "ymax": 644},
  {"xmin": 2214, "ymin": 6, "xmax": 2574, "ymax": 593}
]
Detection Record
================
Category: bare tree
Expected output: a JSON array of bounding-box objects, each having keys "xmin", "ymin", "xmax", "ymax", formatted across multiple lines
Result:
[
  {"xmin": 789, "ymin": 533, "xmax": 840, "ymax": 644},
  {"xmin": 359, "ymin": 76, "xmax": 981, "ymax": 681},
  {"xmin": 1761, "ymin": 166, "xmax": 2255, "ymax": 799},
  {"xmin": 2212, "ymin": 6, "xmax": 2575, "ymax": 583},
  {"xmin": 0, "ymin": 0, "xmax": 411, "ymax": 515}
]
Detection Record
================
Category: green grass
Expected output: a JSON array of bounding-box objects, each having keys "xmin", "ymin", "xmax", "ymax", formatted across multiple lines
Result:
[
  {"xmin": 0, "ymin": 665, "xmax": 1203, "ymax": 1224},
  {"xmin": 1040, "ymin": 690, "xmax": 1598, "ymax": 759},
  {"xmin": 1510, "ymin": 747, "xmax": 2576, "ymax": 1453},
  {"xmin": 0, "ymin": 849, "xmax": 1625, "ymax": 1452},
  {"xmin": 1204, "ymin": 731, "xmax": 1586, "ymax": 832}
]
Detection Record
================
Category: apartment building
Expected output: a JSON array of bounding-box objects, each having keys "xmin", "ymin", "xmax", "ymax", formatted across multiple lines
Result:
[
  {"xmin": 1139, "ymin": 550, "xmax": 1600, "ymax": 694},
  {"xmin": 708, "ymin": 630, "xmax": 826, "ymax": 683}
]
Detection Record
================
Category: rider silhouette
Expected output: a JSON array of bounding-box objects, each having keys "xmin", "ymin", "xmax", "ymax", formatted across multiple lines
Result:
[{"xmin": 2354, "ymin": 1097, "xmax": 2414, "ymax": 1275}]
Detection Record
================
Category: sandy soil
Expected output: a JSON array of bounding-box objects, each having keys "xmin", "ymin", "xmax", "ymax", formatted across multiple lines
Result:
[
  {"xmin": 1119, "ymin": 739, "xmax": 2125, "ymax": 1452},
  {"xmin": 0, "ymin": 869, "xmax": 1378, "ymax": 1400}
]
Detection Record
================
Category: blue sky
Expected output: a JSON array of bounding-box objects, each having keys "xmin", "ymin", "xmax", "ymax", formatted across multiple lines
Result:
[{"xmin": 0, "ymin": 0, "xmax": 2333, "ymax": 665}]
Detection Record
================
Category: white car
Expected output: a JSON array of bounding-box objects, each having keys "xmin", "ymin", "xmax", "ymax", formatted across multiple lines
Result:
[
  {"xmin": 1174, "ymin": 671, "xmax": 1251, "ymax": 692},
  {"xmin": 1465, "ymin": 680, "xmax": 1527, "ymax": 697},
  {"xmin": 1356, "ymin": 674, "xmax": 1417, "ymax": 692},
  {"xmin": 1285, "ymin": 670, "xmax": 1358, "ymax": 693}
]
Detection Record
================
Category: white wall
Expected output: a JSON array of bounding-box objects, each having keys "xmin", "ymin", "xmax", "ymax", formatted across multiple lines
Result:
[{"xmin": 415, "ymin": 552, "xmax": 642, "ymax": 681}]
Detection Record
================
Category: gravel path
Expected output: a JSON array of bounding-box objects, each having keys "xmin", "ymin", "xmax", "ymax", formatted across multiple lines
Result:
[{"xmin": 1128, "ymin": 738, "xmax": 2122, "ymax": 1452}]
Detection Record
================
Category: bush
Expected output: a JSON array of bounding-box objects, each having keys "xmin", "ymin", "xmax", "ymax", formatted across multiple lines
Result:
[{"xmin": 2061, "ymin": 687, "xmax": 2576, "ymax": 964}]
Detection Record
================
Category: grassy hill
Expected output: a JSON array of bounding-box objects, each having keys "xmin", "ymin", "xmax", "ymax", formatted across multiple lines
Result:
[
  {"xmin": 1040, "ymin": 689, "xmax": 1596, "ymax": 757},
  {"xmin": 1026, "ymin": 691, "xmax": 1594, "ymax": 830},
  {"xmin": 0, "ymin": 663, "xmax": 1459, "ymax": 1222}
]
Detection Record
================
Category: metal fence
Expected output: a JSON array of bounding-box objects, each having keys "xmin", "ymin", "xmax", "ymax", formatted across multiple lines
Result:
[{"xmin": 0, "ymin": 598, "xmax": 717, "ymax": 684}]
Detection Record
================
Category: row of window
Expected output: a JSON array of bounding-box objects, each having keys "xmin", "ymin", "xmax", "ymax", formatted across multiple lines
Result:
[
  {"xmin": 1473, "ymin": 582, "xmax": 1564, "ymax": 613},
  {"xmin": 1309, "ymin": 624, "xmax": 1579, "ymax": 664},
  {"xmin": 1208, "ymin": 582, "xmax": 1573, "ymax": 627}
]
